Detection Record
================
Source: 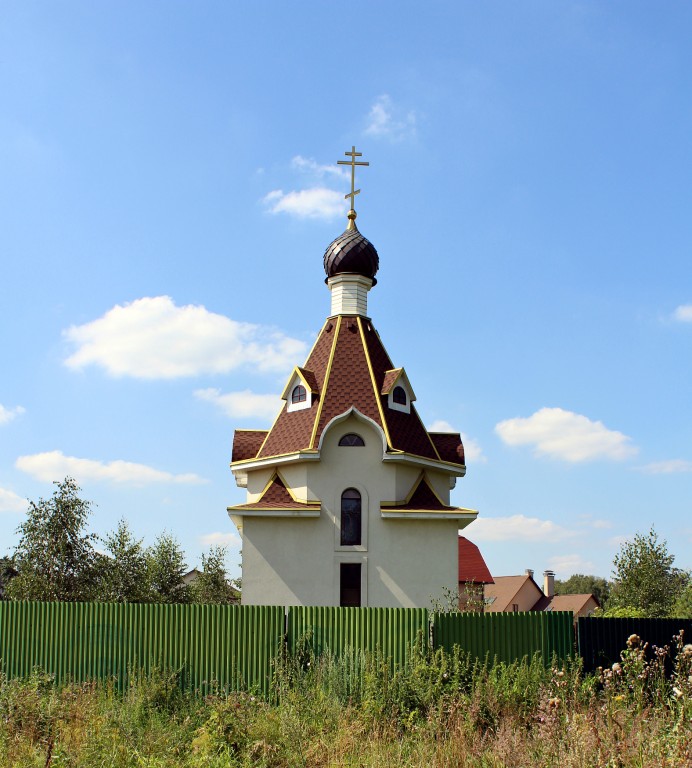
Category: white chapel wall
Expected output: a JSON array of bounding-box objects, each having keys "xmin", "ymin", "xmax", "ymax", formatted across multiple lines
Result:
[{"xmin": 240, "ymin": 414, "xmax": 460, "ymax": 608}]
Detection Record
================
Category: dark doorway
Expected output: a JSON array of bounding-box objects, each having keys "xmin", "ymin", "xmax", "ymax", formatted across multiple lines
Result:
[{"xmin": 340, "ymin": 563, "xmax": 361, "ymax": 607}]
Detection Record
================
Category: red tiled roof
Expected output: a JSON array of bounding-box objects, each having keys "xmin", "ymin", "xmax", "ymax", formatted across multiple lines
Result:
[
  {"xmin": 380, "ymin": 368, "xmax": 401, "ymax": 395},
  {"xmin": 257, "ymin": 319, "xmax": 335, "ymax": 459},
  {"xmin": 534, "ymin": 594, "xmax": 600, "ymax": 615},
  {"xmin": 483, "ymin": 576, "xmax": 600, "ymax": 615},
  {"xmin": 430, "ymin": 433, "xmax": 465, "ymax": 465},
  {"xmin": 233, "ymin": 315, "xmax": 464, "ymax": 467},
  {"xmin": 296, "ymin": 367, "xmax": 319, "ymax": 393},
  {"xmin": 458, "ymin": 537, "xmax": 494, "ymax": 584},
  {"xmin": 360, "ymin": 322, "xmax": 441, "ymax": 461},
  {"xmin": 229, "ymin": 474, "xmax": 319, "ymax": 511},
  {"xmin": 313, "ymin": 316, "xmax": 383, "ymax": 447},
  {"xmin": 231, "ymin": 430, "xmax": 268, "ymax": 463},
  {"xmin": 484, "ymin": 575, "xmax": 543, "ymax": 612}
]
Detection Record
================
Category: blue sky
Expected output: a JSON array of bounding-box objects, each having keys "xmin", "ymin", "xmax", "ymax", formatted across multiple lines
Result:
[{"xmin": 1, "ymin": 2, "xmax": 691, "ymax": 584}]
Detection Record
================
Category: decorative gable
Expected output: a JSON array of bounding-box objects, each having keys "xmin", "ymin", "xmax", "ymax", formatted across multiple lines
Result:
[
  {"xmin": 228, "ymin": 471, "xmax": 320, "ymax": 517},
  {"xmin": 381, "ymin": 368, "xmax": 416, "ymax": 414},
  {"xmin": 281, "ymin": 366, "xmax": 319, "ymax": 413},
  {"xmin": 381, "ymin": 472, "xmax": 477, "ymax": 525}
]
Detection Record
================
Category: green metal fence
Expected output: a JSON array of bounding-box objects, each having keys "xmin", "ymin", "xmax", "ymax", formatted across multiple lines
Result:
[
  {"xmin": 286, "ymin": 606, "xmax": 429, "ymax": 666},
  {"xmin": 432, "ymin": 611, "xmax": 574, "ymax": 665},
  {"xmin": 1, "ymin": 603, "xmax": 579, "ymax": 694},
  {"xmin": 0, "ymin": 601, "xmax": 285, "ymax": 695}
]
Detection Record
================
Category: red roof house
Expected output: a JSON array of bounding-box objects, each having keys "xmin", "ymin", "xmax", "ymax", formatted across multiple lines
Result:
[{"xmin": 457, "ymin": 536, "xmax": 494, "ymax": 610}]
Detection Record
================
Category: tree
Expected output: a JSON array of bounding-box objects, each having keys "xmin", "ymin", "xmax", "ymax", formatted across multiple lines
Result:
[
  {"xmin": 190, "ymin": 546, "xmax": 239, "ymax": 604},
  {"xmin": 146, "ymin": 532, "xmax": 190, "ymax": 603},
  {"xmin": 554, "ymin": 574, "xmax": 611, "ymax": 606},
  {"xmin": 609, "ymin": 527, "xmax": 688, "ymax": 618},
  {"xmin": 0, "ymin": 556, "xmax": 18, "ymax": 599},
  {"xmin": 7, "ymin": 478, "xmax": 98, "ymax": 601},
  {"xmin": 97, "ymin": 519, "xmax": 151, "ymax": 603},
  {"xmin": 671, "ymin": 582, "xmax": 692, "ymax": 619}
]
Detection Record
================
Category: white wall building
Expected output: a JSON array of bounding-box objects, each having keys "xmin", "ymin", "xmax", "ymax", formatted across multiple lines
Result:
[{"xmin": 228, "ymin": 165, "xmax": 477, "ymax": 608}]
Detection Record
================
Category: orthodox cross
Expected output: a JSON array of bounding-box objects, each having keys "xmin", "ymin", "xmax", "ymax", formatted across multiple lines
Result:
[{"xmin": 337, "ymin": 146, "xmax": 369, "ymax": 211}]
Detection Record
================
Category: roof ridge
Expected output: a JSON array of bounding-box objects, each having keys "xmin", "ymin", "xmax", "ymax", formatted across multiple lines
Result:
[{"xmin": 309, "ymin": 315, "xmax": 341, "ymax": 448}]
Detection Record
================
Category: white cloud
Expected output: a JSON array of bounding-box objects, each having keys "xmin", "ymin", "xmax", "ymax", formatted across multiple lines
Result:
[
  {"xmin": 291, "ymin": 155, "xmax": 348, "ymax": 181},
  {"xmin": 577, "ymin": 513, "xmax": 613, "ymax": 530},
  {"xmin": 0, "ymin": 486, "xmax": 26, "ymax": 513},
  {"xmin": 547, "ymin": 554, "xmax": 597, "ymax": 577},
  {"xmin": 428, "ymin": 419, "xmax": 457, "ymax": 433},
  {"xmin": 673, "ymin": 304, "xmax": 692, "ymax": 322},
  {"xmin": 364, "ymin": 95, "xmax": 417, "ymax": 141},
  {"xmin": 16, "ymin": 450, "xmax": 206, "ymax": 486},
  {"xmin": 199, "ymin": 531, "xmax": 241, "ymax": 548},
  {"xmin": 262, "ymin": 187, "xmax": 345, "ymax": 220},
  {"xmin": 469, "ymin": 514, "xmax": 576, "ymax": 543},
  {"xmin": 195, "ymin": 388, "xmax": 279, "ymax": 422},
  {"xmin": 63, "ymin": 296, "xmax": 306, "ymax": 379},
  {"xmin": 461, "ymin": 433, "xmax": 485, "ymax": 464},
  {"xmin": 638, "ymin": 459, "xmax": 692, "ymax": 474},
  {"xmin": 427, "ymin": 420, "xmax": 486, "ymax": 464},
  {"xmin": 0, "ymin": 404, "xmax": 25, "ymax": 425},
  {"xmin": 495, "ymin": 407, "xmax": 637, "ymax": 462},
  {"xmin": 591, "ymin": 519, "xmax": 613, "ymax": 529}
]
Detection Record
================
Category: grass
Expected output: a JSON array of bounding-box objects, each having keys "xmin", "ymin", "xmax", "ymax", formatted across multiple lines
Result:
[{"xmin": 0, "ymin": 634, "xmax": 690, "ymax": 767}]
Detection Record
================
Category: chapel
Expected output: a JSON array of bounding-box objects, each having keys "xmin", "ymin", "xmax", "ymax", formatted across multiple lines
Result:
[{"xmin": 228, "ymin": 147, "xmax": 477, "ymax": 608}]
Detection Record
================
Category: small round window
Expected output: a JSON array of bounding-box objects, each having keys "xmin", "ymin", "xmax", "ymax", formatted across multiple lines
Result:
[
  {"xmin": 339, "ymin": 433, "xmax": 365, "ymax": 447},
  {"xmin": 392, "ymin": 386, "xmax": 407, "ymax": 405},
  {"xmin": 291, "ymin": 385, "xmax": 307, "ymax": 404}
]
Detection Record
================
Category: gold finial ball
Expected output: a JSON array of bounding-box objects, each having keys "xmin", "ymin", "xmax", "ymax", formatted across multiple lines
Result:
[{"xmin": 347, "ymin": 209, "xmax": 357, "ymax": 220}]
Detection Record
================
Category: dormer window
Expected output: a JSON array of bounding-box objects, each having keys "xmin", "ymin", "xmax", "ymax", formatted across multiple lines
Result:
[
  {"xmin": 283, "ymin": 367, "xmax": 317, "ymax": 413},
  {"xmin": 339, "ymin": 433, "xmax": 365, "ymax": 447},
  {"xmin": 286, "ymin": 381, "xmax": 312, "ymax": 413},
  {"xmin": 382, "ymin": 368, "xmax": 414, "ymax": 415}
]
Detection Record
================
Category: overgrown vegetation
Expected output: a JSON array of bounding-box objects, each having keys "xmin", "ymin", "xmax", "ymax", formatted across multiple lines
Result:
[{"xmin": 1, "ymin": 634, "xmax": 690, "ymax": 767}]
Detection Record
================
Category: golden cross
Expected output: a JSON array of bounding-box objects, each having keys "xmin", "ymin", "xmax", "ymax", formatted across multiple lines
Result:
[{"xmin": 337, "ymin": 145, "xmax": 369, "ymax": 211}]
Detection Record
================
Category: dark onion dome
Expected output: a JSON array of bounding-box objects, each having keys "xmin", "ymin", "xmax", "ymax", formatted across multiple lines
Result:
[{"xmin": 323, "ymin": 214, "xmax": 379, "ymax": 284}]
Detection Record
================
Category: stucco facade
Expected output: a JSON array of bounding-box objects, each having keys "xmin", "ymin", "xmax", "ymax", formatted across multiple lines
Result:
[{"xmin": 233, "ymin": 413, "xmax": 463, "ymax": 607}]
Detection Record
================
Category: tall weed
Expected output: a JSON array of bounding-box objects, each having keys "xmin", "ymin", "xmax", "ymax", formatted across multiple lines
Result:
[{"xmin": 0, "ymin": 635, "xmax": 689, "ymax": 766}]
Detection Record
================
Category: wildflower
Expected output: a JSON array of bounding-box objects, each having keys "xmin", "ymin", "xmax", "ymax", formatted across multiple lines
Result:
[
  {"xmin": 682, "ymin": 644, "xmax": 692, "ymax": 658},
  {"xmin": 612, "ymin": 663, "xmax": 622, "ymax": 674},
  {"xmin": 548, "ymin": 697, "xmax": 561, "ymax": 709},
  {"xmin": 627, "ymin": 634, "xmax": 640, "ymax": 648},
  {"xmin": 672, "ymin": 687, "xmax": 683, "ymax": 699}
]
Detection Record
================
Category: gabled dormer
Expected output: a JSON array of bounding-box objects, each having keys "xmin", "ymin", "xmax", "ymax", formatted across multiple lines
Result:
[
  {"xmin": 381, "ymin": 368, "xmax": 416, "ymax": 414},
  {"xmin": 281, "ymin": 366, "xmax": 319, "ymax": 413}
]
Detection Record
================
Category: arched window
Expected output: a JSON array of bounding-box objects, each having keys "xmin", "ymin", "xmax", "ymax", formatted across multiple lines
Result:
[
  {"xmin": 338, "ymin": 433, "xmax": 365, "ymax": 447},
  {"xmin": 291, "ymin": 385, "xmax": 307, "ymax": 404},
  {"xmin": 392, "ymin": 385, "xmax": 407, "ymax": 405},
  {"xmin": 340, "ymin": 488, "xmax": 361, "ymax": 546}
]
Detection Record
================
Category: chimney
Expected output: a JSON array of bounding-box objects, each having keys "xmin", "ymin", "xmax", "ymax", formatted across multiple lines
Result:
[
  {"xmin": 525, "ymin": 568, "xmax": 534, "ymax": 579},
  {"xmin": 543, "ymin": 570, "xmax": 555, "ymax": 598}
]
